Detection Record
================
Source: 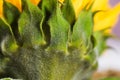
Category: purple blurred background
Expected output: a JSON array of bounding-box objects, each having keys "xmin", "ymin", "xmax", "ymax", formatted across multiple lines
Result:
[{"xmin": 109, "ymin": 0, "xmax": 120, "ymax": 37}]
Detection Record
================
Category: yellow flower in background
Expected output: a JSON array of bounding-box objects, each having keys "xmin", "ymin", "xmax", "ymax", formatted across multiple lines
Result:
[
  {"xmin": 71, "ymin": 0, "xmax": 120, "ymax": 33},
  {"xmin": 94, "ymin": 3, "xmax": 120, "ymax": 32},
  {"xmin": 0, "ymin": 0, "xmax": 3, "ymax": 18},
  {"xmin": 71, "ymin": 0, "xmax": 93, "ymax": 18},
  {"xmin": 92, "ymin": 0, "xmax": 110, "ymax": 11}
]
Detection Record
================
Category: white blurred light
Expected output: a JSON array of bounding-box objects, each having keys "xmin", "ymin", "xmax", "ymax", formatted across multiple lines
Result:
[{"xmin": 97, "ymin": 38, "xmax": 120, "ymax": 72}]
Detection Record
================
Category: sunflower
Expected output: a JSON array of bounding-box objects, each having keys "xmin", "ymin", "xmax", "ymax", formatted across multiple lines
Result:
[{"xmin": 0, "ymin": 0, "xmax": 120, "ymax": 80}]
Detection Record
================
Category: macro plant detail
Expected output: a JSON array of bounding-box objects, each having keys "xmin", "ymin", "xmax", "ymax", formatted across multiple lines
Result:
[{"xmin": 0, "ymin": 0, "xmax": 120, "ymax": 80}]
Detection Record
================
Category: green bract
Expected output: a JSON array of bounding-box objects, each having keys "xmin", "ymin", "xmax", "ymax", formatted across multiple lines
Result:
[{"xmin": 0, "ymin": 0, "xmax": 97, "ymax": 80}]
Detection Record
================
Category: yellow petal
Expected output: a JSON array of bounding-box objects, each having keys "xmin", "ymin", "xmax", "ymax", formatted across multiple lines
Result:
[
  {"xmin": 59, "ymin": 0, "xmax": 64, "ymax": 3},
  {"xmin": 30, "ymin": 0, "xmax": 41, "ymax": 5},
  {"xmin": 94, "ymin": 3, "xmax": 120, "ymax": 31},
  {"xmin": 0, "ymin": 0, "xmax": 3, "ymax": 18},
  {"xmin": 92, "ymin": 0, "xmax": 110, "ymax": 12},
  {"xmin": 5, "ymin": 0, "xmax": 22, "ymax": 12},
  {"xmin": 103, "ymin": 28, "xmax": 112, "ymax": 34},
  {"xmin": 71, "ymin": 0, "xmax": 93, "ymax": 18}
]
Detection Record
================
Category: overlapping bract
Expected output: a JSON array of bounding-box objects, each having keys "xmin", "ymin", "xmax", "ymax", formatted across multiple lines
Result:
[{"xmin": 0, "ymin": 0, "xmax": 120, "ymax": 79}]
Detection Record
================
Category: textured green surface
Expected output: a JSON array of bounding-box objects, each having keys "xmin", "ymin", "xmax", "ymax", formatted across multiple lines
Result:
[{"xmin": 0, "ymin": 0, "xmax": 97, "ymax": 80}]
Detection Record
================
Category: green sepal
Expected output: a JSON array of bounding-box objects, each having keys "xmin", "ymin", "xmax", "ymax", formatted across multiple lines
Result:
[
  {"xmin": 0, "ymin": 18, "xmax": 18, "ymax": 54},
  {"xmin": 1, "ymin": 36, "xmax": 18, "ymax": 55},
  {"xmin": 0, "ymin": 18, "xmax": 9, "ymax": 42},
  {"xmin": 41, "ymin": 0, "xmax": 57, "ymax": 14},
  {"xmin": 93, "ymin": 31, "xmax": 107, "ymax": 55},
  {"xmin": 71, "ymin": 10, "xmax": 93, "ymax": 54},
  {"xmin": 18, "ymin": 0, "xmax": 45, "ymax": 47},
  {"xmin": 3, "ymin": 1, "xmax": 20, "ymax": 24},
  {"xmin": 61, "ymin": 0, "xmax": 75, "ymax": 25},
  {"xmin": 38, "ymin": 0, "xmax": 58, "ymax": 45},
  {"xmin": 47, "ymin": 5, "xmax": 70, "ymax": 54}
]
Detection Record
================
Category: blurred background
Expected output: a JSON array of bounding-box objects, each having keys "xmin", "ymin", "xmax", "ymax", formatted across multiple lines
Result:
[
  {"xmin": 111, "ymin": 0, "xmax": 120, "ymax": 37},
  {"xmin": 93, "ymin": 0, "xmax": 120, "ymax": 79}
]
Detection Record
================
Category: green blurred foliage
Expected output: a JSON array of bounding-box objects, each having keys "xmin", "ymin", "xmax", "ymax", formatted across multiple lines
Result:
[{"xmin": 101, "ymin": 77, "xmax": 120, "ymax": 80}]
